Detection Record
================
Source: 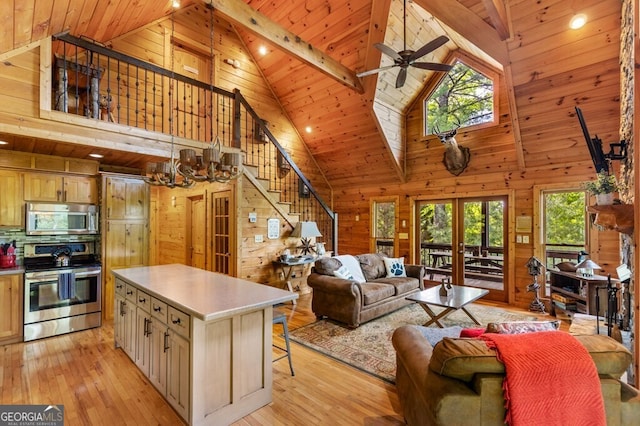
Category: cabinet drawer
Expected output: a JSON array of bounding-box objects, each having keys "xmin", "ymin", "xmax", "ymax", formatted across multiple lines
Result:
[
  {"xmin": 115, "ymin": 279, "xmax": 126, "ymax": 296},
  {"xmin": 150, "ymin": 297, "xmax": 168, "ymax": 323},
  {"xmin": 136, "ymin": 290, "xmax": 151, "ymax": 312},
  {"xmin": 125, "ymin": 284, "xmax": 137, "ymax": 302},
  {"xmin": 167, "ymin": 306, "xmax": 190, "ymax": 338}
]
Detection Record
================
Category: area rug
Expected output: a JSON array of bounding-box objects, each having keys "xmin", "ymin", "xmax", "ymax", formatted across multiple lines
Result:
[{"xmin": 289, "ymin": 303, "xmax": 536, "ymax": 383}]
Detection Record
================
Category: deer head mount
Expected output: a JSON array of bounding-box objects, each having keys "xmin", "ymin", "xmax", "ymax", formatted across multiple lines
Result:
[{"xmin": 434, "ymin": 126, "xmax": 471, "ymax": 176}]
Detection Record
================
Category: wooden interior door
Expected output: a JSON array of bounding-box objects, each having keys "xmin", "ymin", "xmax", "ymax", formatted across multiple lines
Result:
[
  {"xmin": 187, "ymin": 194, "xmax": 206, "ymax": 269},
  {"xmin": 211, "ymin": 189, "xmax": 235, "ymax": 275}
]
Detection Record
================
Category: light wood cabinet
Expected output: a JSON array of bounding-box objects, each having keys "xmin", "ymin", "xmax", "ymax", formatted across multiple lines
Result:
[
  {"xmin": 102, "ymin": 174, "xmax": 149, "ymax": 321},
  {"xmin": 105, "ymin": 176, "xmax": 147, "ymax": 220},
  {"xmin": 166, "ymin": 329, "xmax": 190, "ymax": 420},
  {"xmin": 24, "ymin": 173, "xmax": 97, "ymax": 203},
  {"xmin": 0, "ymin": 170, "xmax": 24, "ymax": 228},
  {"xmin": 0, "ymin": 274, "xmax": 23, "ymax": 344}
]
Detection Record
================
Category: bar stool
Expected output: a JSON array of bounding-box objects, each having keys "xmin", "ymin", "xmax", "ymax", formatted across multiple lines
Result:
[{"xmin": 273, "ymin": 309, "xmax": 295, "ymax": 376}]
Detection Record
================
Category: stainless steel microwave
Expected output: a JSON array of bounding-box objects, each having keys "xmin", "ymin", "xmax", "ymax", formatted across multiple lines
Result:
[{"xmin": 26, "ymin": 203, "xmax": 99, "ymax": 235}]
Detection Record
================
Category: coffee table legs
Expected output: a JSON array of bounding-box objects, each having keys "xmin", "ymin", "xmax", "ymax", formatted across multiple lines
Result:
[{"xmin": 416, "ymin": 303, "xmax": 482, "ymax": 328}]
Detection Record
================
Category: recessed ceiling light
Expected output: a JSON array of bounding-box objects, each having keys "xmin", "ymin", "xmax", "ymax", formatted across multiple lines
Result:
[
  {"xmin": 258, "ymin": 46, "xmax": 268, "ymax": 56},
  {"xmin": 172, "ymin": 0, "xmax": 180, "ymax": 9},
  {"xmin": 305, "ymin": 126, "xmax": 312, "ymax": 133},
  {"xmin": 0, "ymin": 141, "xmax": 8, "ymax": 145},
  {"xmin": 570, "ymin": 14, "xmax": 587, "ymax": 30},
  {"xmin": 89, "ymin": 153, "xmax": 104, "ymax": 159}
]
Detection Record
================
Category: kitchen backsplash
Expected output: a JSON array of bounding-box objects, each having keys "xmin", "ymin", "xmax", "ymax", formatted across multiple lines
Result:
[{"xmin": 0, "ymin": 229, "xmax": 101, "ymax": 266}]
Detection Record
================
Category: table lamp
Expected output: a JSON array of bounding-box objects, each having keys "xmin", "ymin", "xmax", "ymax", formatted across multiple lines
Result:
[
  {"xmin": 291, "ymin": 221, "xmax": 322, "ymax": 255},
  {"xmin": 576, "ymin": 259, "xmax": 601, "ymax": 277}
]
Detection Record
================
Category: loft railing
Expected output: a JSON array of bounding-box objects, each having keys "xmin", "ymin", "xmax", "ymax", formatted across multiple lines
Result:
[{"xmin": 51, "ymin": 33, "xmax": 337, "ymax": 253}]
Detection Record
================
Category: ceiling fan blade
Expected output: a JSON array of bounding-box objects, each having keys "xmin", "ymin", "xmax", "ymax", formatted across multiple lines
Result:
[
  {"xmin": 356, "ymin": 64, "xmax": 397, "ymax": 78},
  {"xmin": 409, "ymin": 35, "xmax": 450, "ymax": 62},
  {"xmin": 411, "ymin": 62, "xmax": 453, "ymax": 72},
  {"xmin": 395, "ymin": 68, "xmax": 407, "ymax": 88},
  {"xmin": 374, "ymin": 43, "xmax": 402, "ymax": 61}
]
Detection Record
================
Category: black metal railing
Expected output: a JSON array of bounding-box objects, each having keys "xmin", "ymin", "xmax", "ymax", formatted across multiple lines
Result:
[{"xmin": 51, "ymin": 34, "xmax": 337, "ymax": 252}]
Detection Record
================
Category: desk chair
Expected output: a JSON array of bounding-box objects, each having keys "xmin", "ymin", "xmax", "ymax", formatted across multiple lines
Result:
[{"xmin": 273, "ymin": 309, "xmax": 295, "ymax": 376}]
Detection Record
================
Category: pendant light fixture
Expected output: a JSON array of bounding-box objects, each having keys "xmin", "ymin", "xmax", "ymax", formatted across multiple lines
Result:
[{"xmin": 145, "ymin": 2, "xmax": 242, "ymax": 187}]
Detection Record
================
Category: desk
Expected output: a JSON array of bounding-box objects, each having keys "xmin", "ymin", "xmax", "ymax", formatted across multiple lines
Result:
[
  {"xmin": 273, "ymin": 257, "xmax": 316, "ymax": 305},
  {"xmin": 406, "ymin": 285, "xmax": 489, "ymax": 328}
]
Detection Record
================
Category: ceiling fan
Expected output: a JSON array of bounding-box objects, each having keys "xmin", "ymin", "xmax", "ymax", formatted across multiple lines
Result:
[{"xmin": 356, "ymin": 0, "xmax": 453, "ymax": 88}]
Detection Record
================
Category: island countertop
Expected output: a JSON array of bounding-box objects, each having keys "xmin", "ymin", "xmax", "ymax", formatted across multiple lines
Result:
[{"xmin": 112, "ymin": 264, "xmax": 298, "ymax": 322}]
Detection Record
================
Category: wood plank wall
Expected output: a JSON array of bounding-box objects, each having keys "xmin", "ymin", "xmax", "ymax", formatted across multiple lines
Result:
[{"xmin": 333, "ymin": 67, "xmax": 621, "ymax": 309}]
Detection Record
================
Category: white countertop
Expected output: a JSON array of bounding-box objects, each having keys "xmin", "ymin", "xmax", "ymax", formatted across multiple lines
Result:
[
  {"xmin": 112, "ymin": 264, "xmax": 298, "ymax": 322},
  {"xmin": 0, "ymin": 266, "xmax": 25, "ymax": 276}
]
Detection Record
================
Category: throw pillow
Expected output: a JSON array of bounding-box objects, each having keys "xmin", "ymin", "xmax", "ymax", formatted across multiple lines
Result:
[
  {"xmin": 460, "ymin": 327, "xmax": 485, "ymax": 338},
  {"xmin": 334, "ymin": 255, "xmax": 367, "ymax": 283},
  {"xmin": 333, "ymin": 265, "xmax": 354, "ymax": 281},
  {"xmin": 383, "ymin": 257, "xmax": 407, "ymax": 278},
  {"xmin": 485, "ymin": 320, "xmax": 561, "ymax": 334}
]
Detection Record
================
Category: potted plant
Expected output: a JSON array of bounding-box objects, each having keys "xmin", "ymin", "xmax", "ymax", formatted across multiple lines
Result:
[{"xmin": 584, "ymin": 171, "xmax": 619, "ymax": 205}]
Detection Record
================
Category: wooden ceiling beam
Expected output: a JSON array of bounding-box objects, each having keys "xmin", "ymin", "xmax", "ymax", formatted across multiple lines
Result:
[
  {"xmin": 414, "ymin": 0, "xmax": 508, "ymax": 65},
  {"xmin": 482, "ymin": 0, "xmax": 511, "ymax": 41},
  {"xmin": 206, "ymin": 0, "xmax": 364, "ymax": 93}
]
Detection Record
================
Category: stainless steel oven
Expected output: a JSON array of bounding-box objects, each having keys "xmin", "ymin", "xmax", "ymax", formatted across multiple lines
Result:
[{"xmin": 23, "ymin": 242, "xmax": 102, "ymax": 341}]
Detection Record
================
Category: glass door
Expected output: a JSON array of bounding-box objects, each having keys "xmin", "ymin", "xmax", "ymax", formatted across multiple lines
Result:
[
  {"xmin": 458, "ymin": 197, "xmax": 506, "ymax": 300},
  {"xmin": 417, "ymin": 196, "xmax": 507, "ymax": 301}
]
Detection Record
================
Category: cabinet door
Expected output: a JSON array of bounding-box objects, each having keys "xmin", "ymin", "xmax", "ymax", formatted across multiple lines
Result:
[
  {"xmin": 64, "ymin": 176, "xmax": 97, "ymax": 203},
  {"xmin": 166, "ymin": 330, "xmax": 190, "ymax": 420},
  {"xmin": 148, "ymin": 322, "xmax": 168, "ymax": 395},
  {"xmin": 106, "ymin": 177, "xmax": 148, "ymax": 219},
  {"xmin": 135, "ymin": 308, "xmax": 151, "ymax": 376},
  {"xmin": 114, "ymin": 294, "xmax": 126, "ymax": 348},
  {"xmin": 24, "ymin": 173, "xmax": 63, "ymax": 202},
  {"xmin": 0, "ymin": 274, "xmax": 22, "ymax": 341},
  {"xmin": 126, "ymin": 222, "xmax": 147, "ymax": 267},
  {"xmin": 0, "ymin": 170, "xmax": 24, "ymax": 227},
  {"xmin": 122, "ymin": 300, "xmax": 137, "ymax": 360}
]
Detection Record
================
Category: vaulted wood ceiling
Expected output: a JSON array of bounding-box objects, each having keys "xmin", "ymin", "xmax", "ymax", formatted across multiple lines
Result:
[{"xmin": 0, "ymin": 0, "xmax": 623, "ymax": 187}]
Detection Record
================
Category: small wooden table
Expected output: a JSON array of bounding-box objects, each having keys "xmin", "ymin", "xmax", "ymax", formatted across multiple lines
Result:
[
  {"xmin": 406, "ymin": 285, "xmax": 489, "ymax": 328},
  {"xmin": 272, "ymin": 257, "xmax": 316, "ymax": 305}
]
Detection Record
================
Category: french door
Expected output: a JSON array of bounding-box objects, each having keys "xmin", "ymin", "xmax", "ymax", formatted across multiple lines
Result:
[{"xmin": 417, "ymin": 196, "xmax": 507, "ymax": 301}]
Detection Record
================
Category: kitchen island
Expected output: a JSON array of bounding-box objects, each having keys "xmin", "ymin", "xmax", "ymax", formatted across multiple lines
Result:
[{"xmin": 112, "ymin": 264, "xmax": 298, "ymax": 426}]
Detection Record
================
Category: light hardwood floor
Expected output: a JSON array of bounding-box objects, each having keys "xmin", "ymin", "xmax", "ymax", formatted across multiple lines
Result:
[{"xmin": 1, "ymin": 292, "xmax": 552, "ymax": 425}]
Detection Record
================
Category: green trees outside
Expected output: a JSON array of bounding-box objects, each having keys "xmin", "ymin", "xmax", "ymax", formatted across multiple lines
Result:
[
  {"xmin": 544, "ymin": 191, "xmax": 586, "ymax": 246},
  {"xmin": 426, "ymin": 60, "xmax": 494, "ymax": 133}
]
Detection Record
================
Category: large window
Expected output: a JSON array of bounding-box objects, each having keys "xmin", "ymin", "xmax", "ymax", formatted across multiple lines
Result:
[
  {"xmin": 542, "ymin": 190, "xmax": 587, "ymax": 270},
  {"xmin": 371, "ymin": 198, "xmax": 397, "ymax": 256},
  {"xmin": 424, "ymin": 57, "xmax": 498, "ymax": 135}
]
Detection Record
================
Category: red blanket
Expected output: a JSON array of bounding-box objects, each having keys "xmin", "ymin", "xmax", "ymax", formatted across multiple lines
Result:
[{"xmin": 482, "ymin": 331, "xmax": 606, "ymax": 426}]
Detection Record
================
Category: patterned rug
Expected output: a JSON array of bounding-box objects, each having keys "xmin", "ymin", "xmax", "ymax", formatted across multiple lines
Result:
[{"xmin": 289, "ymin": 303, "xmax": 536, "ymax": 383}]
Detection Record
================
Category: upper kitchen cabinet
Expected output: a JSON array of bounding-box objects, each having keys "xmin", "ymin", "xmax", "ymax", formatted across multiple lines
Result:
[
  {"xmin": 24, "ymin": 173, "xmax": 97, "ymax": 204},
  {"xmin": 105, "ymin": 175, "xmax": 148, "ymax": 220},
  {"xmin": 0, "ymin": 170, "xmax": 24, "ymax": 228}
]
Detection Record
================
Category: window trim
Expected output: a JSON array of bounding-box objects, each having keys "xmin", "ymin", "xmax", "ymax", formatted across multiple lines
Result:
[{"xmin": 420, "ymin": 50, "xmax": 501, "ymax": 137}]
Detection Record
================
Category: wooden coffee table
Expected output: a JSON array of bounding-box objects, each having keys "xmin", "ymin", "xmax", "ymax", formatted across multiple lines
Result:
[{"xmin": 406, "ymin": 285, "xmax": 490, "ymax": 328}]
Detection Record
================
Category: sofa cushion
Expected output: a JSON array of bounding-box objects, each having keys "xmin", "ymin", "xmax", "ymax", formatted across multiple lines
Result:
[
  {"xmin": 359, "ymin": 282, "xmax": 395, "ymax": 305},
  {"xmin": 371, "ymin": 276, "xmax": 420, "ymax": 295},
  {"xmin": 429, "ymin": 334, "xmax": 632, "ymax": 382},
  {"xmin": 485, "ymin": 320, "xmax": 560, "ymax": 334},
  {"xmin": 334, "ymin": 255, "xmax": 366, "ymax": 283},
  {"xmin": 357, "ymin": 253, "xmax": 387, "ymax": 281},
  {"xmin": 314, "ymin": 257, "xmax": 343, "ymax": 276},
  {"xmin": 383, "ymin": 257, "xmax": 407, "ymax": 277}
]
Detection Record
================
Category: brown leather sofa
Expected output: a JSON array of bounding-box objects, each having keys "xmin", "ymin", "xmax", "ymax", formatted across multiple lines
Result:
[
  {"xmin": 307, "ymin": 253, "xmax": 425, "ymax": 327},
  {"xmin": 392, "ymin": 325, "xmax": 640, "ymax": 426}
]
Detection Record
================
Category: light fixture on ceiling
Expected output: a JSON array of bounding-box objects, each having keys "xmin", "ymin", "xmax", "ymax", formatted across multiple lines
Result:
[
  {"xmin": 0, "ymin": 140, "xmax": 8, "ymax": 145},
  {"xmin": 144, "ymin": 6, "xmax": 194, "ymax": 189},
  {"xmin": 89, "ymin": 153, "xmax": 103, "ymax": 158},
  {"xmin": 258, "ymin": 46, "xmax": 268, "ymax": 55},
  {"xmin": 305, "ymin": 126, "xmax": 312, "ymax": 133},
  {"xmin": 291, "ymin": 221, "xmax": 322, "ymax": 255},
  {"xmin": 145, "ymin": 4, "xmax": 242, "ymax": 188},
  {"xmin": 570, "ymin": 14, "xmax": 587, "ymax": 30},
  {"xmin": 172, "ymin": 0, "xmax": 180, "ymax": 9}
]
